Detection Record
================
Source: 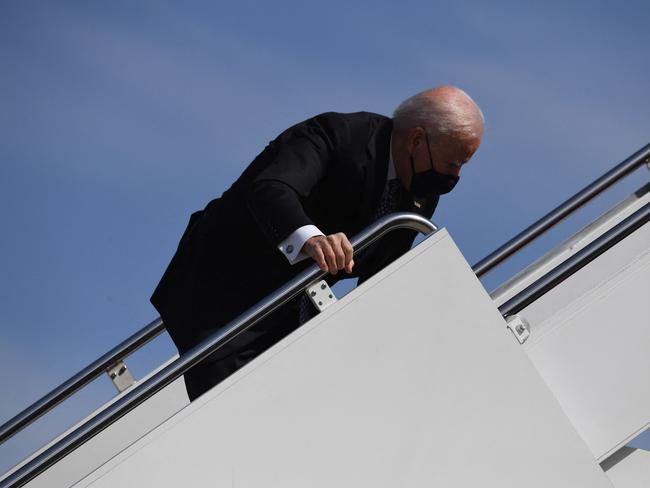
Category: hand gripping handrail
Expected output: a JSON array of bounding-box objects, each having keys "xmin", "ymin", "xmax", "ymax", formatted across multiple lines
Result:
[
  {"xmin": 0, "ymin": 212, "xmax": 437, "ymax": 488},
  {"xmin": 472, "ymin": 142, "xmax": 650, "ymax": 277}
]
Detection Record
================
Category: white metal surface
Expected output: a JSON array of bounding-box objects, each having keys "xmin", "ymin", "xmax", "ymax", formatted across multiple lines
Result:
[
  {"xmin": 518, "ymin": 221, "xmax": 650, "ymax": 460},
  {"xmin": 605, "ymin": 448, "xmax": 650, "ymax": 488},
  {"xmin": 70, "ymin": 230, "xmax": 610, "ymax": 488},
  {"xmin": 14, "ymin": 356, "xmax": 189, "ymax": 488},
  {"xmin": 491, "ymin": 183, "xmax": 650, "ymax": 307}
]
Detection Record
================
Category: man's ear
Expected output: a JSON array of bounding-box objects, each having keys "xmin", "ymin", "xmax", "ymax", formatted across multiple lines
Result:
[{"xmin": 406, "ymin": 127, "xmax": 425, "ymax": 152}]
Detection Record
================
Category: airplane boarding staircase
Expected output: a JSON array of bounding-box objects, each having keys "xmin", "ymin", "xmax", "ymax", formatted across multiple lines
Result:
[{"xmin": 1, "ymin": 144, "xmax": 649, "ymax": 487}]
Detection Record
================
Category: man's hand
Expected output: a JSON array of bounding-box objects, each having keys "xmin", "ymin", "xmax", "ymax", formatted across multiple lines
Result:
[{"xmin": 302, "ymin": 233, "xmax": 354, "ymax": 275}]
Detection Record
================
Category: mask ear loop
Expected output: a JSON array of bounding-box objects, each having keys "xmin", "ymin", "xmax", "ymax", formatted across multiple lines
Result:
[
  {"xmin": 409, "ymin": 129, "xmax": 427, "ymax": 207},
  {"xmin": 410, "ymin": 128, "xmax": 432, "ymax": 182},
  {"xmin": 407, "ymin": 153, "xmax": 422, "ymax": 207},
  {"xmin": 409, "ymin": 137, "xmax": 422, "ymax": 208},
  {"xmin": 423, "ymin": 130, "xmax": 436, "ymax": 171}
]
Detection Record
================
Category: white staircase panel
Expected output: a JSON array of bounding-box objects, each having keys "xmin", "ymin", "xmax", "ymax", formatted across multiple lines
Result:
[
  {"xmin": 10, "ymin": 357, "xmax": 189, "ymax": 488},
  {"xmin": 520, "ymin": 222, "xmax": 650, "ymax": 460},
  {"xmin": 64, "ymin": 230, "xmax": 611, "ymax": 488},
  {"xmin": 492, "ymin": 183, "xmax": 650, "ymax": 307},
  {"xmin": 605, "ymin": 448, "xmax": 650, "ymax": 488}
]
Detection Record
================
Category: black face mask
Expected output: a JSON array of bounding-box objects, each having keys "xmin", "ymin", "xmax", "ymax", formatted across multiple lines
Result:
[{"xmin": 409, "ymin": 132, "xmax": 460, "ymax": 198}]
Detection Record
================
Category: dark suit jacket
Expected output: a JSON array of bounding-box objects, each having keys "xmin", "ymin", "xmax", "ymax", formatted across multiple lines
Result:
[{"xmin": 151, "ymin": 111, "xmax": 437, "ymax": 351}]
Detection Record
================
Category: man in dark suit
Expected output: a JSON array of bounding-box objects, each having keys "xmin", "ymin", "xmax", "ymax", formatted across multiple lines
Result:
[{"xmin": 151, "ymin": 85, "xmax": 484, "ymax": 400}]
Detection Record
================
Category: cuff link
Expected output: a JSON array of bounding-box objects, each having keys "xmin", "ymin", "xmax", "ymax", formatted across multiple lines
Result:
[{"xmin": 286, "ymin": 244, "xmax": 294, "ymax": 254}]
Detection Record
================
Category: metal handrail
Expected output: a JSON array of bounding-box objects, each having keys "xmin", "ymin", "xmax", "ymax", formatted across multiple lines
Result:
[
  {"xmin": 499, "ymin": 201, "xmax": 650, "ymax": 316},
  {"xmin": 0, "ymin": 212, "xmax": 437, "ymax": 488},
  {"xmin": 472, "ymin": 142, "xmax": 650, "ymax": 277},
  {"xmin": 5, "ymin": 144, "xmax": 647, "ymax": 449},
  {"xmin": 0, "ymin": 319, "xmax": 166, "ymax": 445}
]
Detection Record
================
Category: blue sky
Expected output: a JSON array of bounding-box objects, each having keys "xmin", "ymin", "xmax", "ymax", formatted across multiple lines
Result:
[{"xmin": 1, "ymin": 0, "xmax": 649, "ymax": 472}]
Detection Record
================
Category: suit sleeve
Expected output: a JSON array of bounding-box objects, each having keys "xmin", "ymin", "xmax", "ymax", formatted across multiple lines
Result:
[{"xmin": 246, "ymin": 113, "xmax": 345, "ymax": 248}]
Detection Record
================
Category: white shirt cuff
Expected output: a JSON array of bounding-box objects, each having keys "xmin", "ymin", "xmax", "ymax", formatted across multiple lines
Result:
[{"xmin": 278, "ymin": 225, "xmax": 324, "ymax": 264}]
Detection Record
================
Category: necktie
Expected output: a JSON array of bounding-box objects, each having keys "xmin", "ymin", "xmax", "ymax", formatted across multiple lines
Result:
[
  {"xmin": 298, "ymin": 178, "xmax": 402, "ymax": 325},
  {"xmin": 374, "ymin": 178, "xmax": 403, "ymax": 220}
]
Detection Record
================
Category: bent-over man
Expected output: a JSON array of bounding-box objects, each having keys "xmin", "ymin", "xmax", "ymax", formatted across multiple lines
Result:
[{"xmin": 151, "ymin": 85, "xmax": 485, "ymax": 400}]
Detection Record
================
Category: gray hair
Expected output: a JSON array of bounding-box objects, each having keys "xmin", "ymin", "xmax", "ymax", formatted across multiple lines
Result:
[{"xmin": 393, "ymin": 87, "xmax": 485, "ymax": 139}]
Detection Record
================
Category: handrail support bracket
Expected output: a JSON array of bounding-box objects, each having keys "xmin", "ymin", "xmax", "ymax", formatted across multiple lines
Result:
[
  {"xmin": 105, "ymin": 360, "xmax": 135, "ymax": 393},
  {"xmin": 505, "ymin": 315, "xmax": 531, "ymax": 344},
  {"xmin": 305, "ymin": 280, "xmax": 338, "ymax": 313}
]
